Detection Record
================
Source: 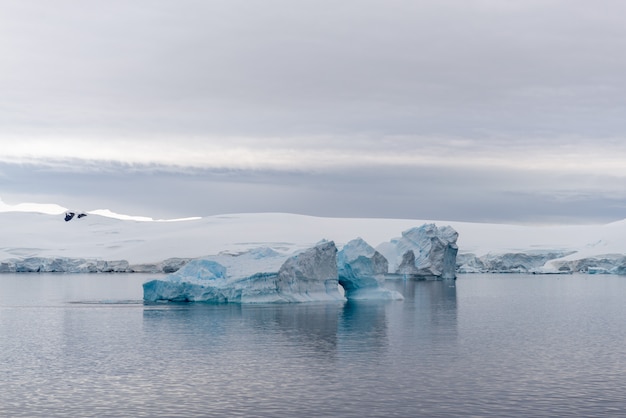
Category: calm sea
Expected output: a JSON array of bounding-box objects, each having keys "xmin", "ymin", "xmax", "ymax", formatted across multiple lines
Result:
[{"xmin": 1, "ymin": 273, "xmax": 625, "ymax": 417}]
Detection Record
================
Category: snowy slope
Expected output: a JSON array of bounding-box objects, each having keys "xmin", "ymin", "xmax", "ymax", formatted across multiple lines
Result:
[{"xmin": 1, "ymin": 201, "xmax": 625, "ymax": 272}]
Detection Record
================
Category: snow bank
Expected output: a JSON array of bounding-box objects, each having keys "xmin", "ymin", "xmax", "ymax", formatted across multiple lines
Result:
[{"xmin": 1, "ymin": 200, "xmax": 626, "ymax": 275}]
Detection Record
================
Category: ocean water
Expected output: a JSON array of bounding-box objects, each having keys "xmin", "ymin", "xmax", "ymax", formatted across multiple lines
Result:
[{"xmin": 1, "ymin": 273, "xmax": 625, "ymax": 417}]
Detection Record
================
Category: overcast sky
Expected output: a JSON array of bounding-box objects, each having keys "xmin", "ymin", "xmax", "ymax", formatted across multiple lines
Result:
[{"xmin": 1, "ymin": 0, "xmax": 626, "ymax": 223}]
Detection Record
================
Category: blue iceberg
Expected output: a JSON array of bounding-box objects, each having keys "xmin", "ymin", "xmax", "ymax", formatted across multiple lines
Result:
[
  {"xmin": 337, "ymin": 238, "xmax": 403, "ymax": 300},
  {"xmin": 144, "ymin": 224, "xmax": 458, "ymax": 303},
  {"xmin": 144, "ymin": 241, "xmax": 346, "ymax": 303}
]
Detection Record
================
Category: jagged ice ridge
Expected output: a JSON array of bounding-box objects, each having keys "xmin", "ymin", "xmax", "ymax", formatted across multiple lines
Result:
[{"xmin": 143, "ymin": 224, "xmax": 459, "ymax": 304}]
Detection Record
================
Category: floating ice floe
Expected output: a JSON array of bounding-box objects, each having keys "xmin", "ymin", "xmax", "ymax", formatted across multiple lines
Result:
[
  {"xmin": 143, "ymin": 240, "xmax": 347, "ymax": 303},
  {"xmin": 143, "ymin": 224, "xmax": 459, "ymax": 304}
]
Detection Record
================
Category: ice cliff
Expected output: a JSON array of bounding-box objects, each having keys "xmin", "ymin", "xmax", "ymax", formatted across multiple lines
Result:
[
  {"xmin": 377, "ymin": 224, "xmax": 458, "ymax": 279},
  {"xmin": 545, "ymin": 254, "xmax": 626, "ymax": 275},
  {"xmin": 0, "ymin": 257, "xmax": 190, "ymax": 273},
  {"xmin": 456, "ymin": 251, "xmax": 626, "ymax": 275},
  {"xmin": 337, "ymin": 238, "xmax": 403, "ymax": 300},
  {"xmin": 456, "ymin": 252, "xmax": 574, "ymax": 274},
  {"xmin": 144, "ymin": 241, "xmax": 347, "ymax": 303},
  {"xmin": 143, "ymin": 224, "xmax": 457, "ymax": 304}
]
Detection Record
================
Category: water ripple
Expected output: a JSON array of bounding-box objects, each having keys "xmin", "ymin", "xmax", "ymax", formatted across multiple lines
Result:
[{"xmin": 1, "ymin": 273, "xmax": 626, "ymax": 416}]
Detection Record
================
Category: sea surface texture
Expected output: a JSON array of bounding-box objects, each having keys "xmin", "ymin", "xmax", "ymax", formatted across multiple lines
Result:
[{"xmin": 1, "ymin": 273, "xmax": 625, "ymax": 417}]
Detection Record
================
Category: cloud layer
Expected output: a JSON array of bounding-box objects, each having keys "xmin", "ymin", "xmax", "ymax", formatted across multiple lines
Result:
[
  {"xmin": 1, "ymin": 1, "xmax": 625, "ymax": 223},
  {"xmin": 3, "ymin": 0, "xmax": 626, "ymax": 139}
]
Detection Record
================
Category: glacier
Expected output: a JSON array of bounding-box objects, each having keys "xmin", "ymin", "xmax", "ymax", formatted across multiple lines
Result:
[
  {"xmin": 456, "ymin": 251, "xmax": 575, "ymax": 274},
  {"xmin": 456, "ymin": 252, "xmax": 626, "ymax": 275},
  {"xmin": 545, "ymin": 254, "xmax": 626, "ymax": 275},
  {"xmin": 0, "ymin": 257, "xmax": 191, "ymax": 273},
  {"xmin": 5, "ymin": 204, "xmax": 626, "ymax": 278}
]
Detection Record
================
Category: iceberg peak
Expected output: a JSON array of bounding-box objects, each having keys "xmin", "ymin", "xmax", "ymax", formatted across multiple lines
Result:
[
  {"xmin": 377, "ymin": 224, "xmax": 458, "ymax": 279},
  {"xmin": 338, "ymin": 238, "xmax": 402, "ymax": 300}
]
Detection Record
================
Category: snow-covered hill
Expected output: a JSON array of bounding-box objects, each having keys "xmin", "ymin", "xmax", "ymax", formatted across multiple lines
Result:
[{"xmin": 1, "ymin": 201, "xmax": 625, "ymax": 274}]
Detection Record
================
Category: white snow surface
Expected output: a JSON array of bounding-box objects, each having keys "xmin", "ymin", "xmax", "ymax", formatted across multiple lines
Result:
[
  {"xmin": 0, "ymin": 199, "xmax": 68, "ymax": 215},
  {"xmin": 1, "ymin": 201, "xmax": 626, "ymax": 272},
  {"xmin": 0, "ymin": 197, "xmax": 200, "ymax": 222}
]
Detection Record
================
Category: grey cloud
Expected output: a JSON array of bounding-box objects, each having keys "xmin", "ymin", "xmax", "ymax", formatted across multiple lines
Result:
[
  {"xmin": 2, "ymin": 161, "xmax": 624, "ymax": 224},
  {"xmin": 2, "ymin": 0, "xmax": 626, "ymax": 139},
  {"xmin": 2, "ymin": 1, "xmax": 626, "ymax": 223}
]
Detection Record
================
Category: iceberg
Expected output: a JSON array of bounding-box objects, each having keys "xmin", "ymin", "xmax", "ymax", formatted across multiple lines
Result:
[
  {"xmin": 142, "ymin": 259, "xmax": 232, "ymax": 303},
  {"xmin": 377, "ymin": 224, "xmax": 458, "ymax": 279},
  {"xmin": 143, "ymin": 225, "xmax": 460, "ymax": 304},
  {"xmin": 337, "ymin": 238, "xmax": 403, "ymax": 300},
  {"xmin": 274, "ymin": 240, "xmax": 345, "ymax": 302},
  {"xmin": 143, "ymin": 241, "xmax": 346, "ymax": 303}
]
